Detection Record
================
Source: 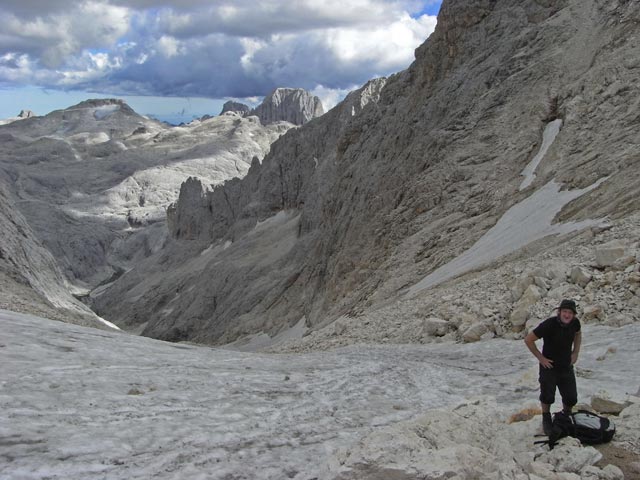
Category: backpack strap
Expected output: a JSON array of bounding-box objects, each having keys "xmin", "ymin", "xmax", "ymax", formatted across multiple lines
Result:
[{"xmin": 534, "ymin": 438, "xmax": 558, "ymax": 450}]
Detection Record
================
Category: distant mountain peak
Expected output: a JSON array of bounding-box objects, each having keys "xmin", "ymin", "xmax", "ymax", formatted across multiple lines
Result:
[
  {"xmin": 249, "ymin": 88, "xmax": 324, "ymax": 126},
  {"xmin": 220, "ymin": 101, "xmax": 251, "ymax": 116},
  {"xmin": 18, "ymin": 109, "xmax": 36, "ymax": 119}
]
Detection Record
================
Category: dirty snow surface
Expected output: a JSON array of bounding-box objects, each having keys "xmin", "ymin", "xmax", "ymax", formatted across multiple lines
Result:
[
  {"xmin": 2, "ymin": 309, "xmax": 639, "ymax": 479},
  {"xmin": 408, "ymin": 178, "xmax": 607, "ymax": 296},
  {"xmin": 519, "ymin": 119, "xmax": 563, "ymax": 191}
]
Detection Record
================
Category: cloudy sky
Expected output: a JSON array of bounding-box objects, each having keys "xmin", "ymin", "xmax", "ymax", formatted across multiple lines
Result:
[{"xmin": 0, "ymin": 0, "xmax": 441, "ymax": 123}]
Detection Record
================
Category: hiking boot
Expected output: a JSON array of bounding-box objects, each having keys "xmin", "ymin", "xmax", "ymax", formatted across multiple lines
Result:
[{"xmin": 542, "ymin": 413, "xmax": 553, "ymax": 436}]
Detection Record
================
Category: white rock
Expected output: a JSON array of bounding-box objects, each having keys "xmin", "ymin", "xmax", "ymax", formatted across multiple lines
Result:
[
  {"xmin": 570, "ymin": 266, "xmax": 592, "ymax": 288},
  {"xmin": 580, "ymin": 466, "xmax": 606, "ymax": 480},
  {"xmin": 601, "ymin": 464, "xmax": 624, "ymax": 480},
  {"xmin": 462, "ymin": 322, "xmax": 488, "ymax": 343},
  {"xmin": 605, "ymin": 313, "xmax": 634, "ymax": 327},
  {"xmin": 422, "ymin": 317, "xmax": 451, "ymax": 337},
  {"xmin": 512, "ymin": 273, "xmax": 535, "ymax": 302},
  {"xmin": 595, "ymin": 241, "xmax": 626, "ymax": 268},
  {"xmin": 511, "ymin": 305, "xmax": 530, "ymax": 329},
  {"xmin": 582, "ymin": 304, "xmax": 606, "ymax": 323},
  {"xmin": 528, "ymin": 461, "xmax": 557, "ymax": 479},
  {"xmin": 521, "ymin": 285, "xmax": 546, "ymax": 308},
  {"xmin": 534, "ymin": 276, "xmax": 552, "ymax": 291},
  {"xmin": 548, "ymin": 284, "xmax": 583, "ymax": 302},
  {"xmin": 612, "ymin": 255, "xmax": 635, "ymax": 270},
  {"xmin": 537, "ymin": 438, "xmax": 602, "ymax": 473},
  {"xmin": 591, "ymin": 395, "xmax": 629, "ymax": 414},
  {"xmin": 616, "ymin": 402, "xmax": 640, "ymax": 444}
]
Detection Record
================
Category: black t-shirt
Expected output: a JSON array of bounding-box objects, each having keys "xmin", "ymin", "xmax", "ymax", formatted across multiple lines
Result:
[{"xmin": 533, "ymin": 316, "xmax": 581, "ymax": 368}]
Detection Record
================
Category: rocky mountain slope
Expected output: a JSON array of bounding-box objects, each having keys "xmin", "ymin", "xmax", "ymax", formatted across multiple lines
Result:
[
  {"xmin": 93, "ymin": 0, "xmax": 640, "ymax": 345},
  {"xmin": 0, "ymin": 178, "xmax": 112, "ymax": 329},
  {"xmin": 0, "ymin": 93, "xmax": 317, "ymax": 321}
]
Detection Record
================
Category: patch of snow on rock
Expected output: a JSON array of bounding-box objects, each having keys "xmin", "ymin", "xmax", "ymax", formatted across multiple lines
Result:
[
  {"xmin": 408, "ymin": 178, "xmax": 608, "ymax": 296},
  {"xmin": 520, "ymin": 119, "xmax": 563, "ymax": 191}
]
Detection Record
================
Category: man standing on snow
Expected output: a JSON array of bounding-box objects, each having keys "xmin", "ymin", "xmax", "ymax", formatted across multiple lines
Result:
[{"xmin": 524, "ymin": 299, "xmax": 582, "ymax": 435}]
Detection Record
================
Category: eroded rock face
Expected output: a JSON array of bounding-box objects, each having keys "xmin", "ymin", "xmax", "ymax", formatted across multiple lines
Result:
[
  {"xmin": 0, "ymin": 95, "xmax": 295, "ymax": 328},
  {"xmin": 249, "ymin": 88, "xmax": 324, "ymax": 126},
  {"xmin": 0, "ymin": 178, "xmax": 107, "ymax": 328},
  {"xmin": 97, "ymin": 0, "xmax": 640, "ymax": 344}
]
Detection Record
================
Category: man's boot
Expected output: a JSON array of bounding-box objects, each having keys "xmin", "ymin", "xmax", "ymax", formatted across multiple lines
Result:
[{"xmin": 542, "ymin": 412, "xmax": 553, "ymax": 436}]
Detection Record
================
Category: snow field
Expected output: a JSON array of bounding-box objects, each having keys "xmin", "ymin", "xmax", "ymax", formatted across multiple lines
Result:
[{"xmin": 2, "ymin": 309, "xmax": 638, "ymax": 479}]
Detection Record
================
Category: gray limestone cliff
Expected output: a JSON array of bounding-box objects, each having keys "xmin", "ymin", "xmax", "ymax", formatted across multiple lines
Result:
[
  {"xmin": 249, "ymin": 88, "xmax": 324, "ymax": 126},
  {"xmin": 0, "ymin": 178, "xmax": 109, "ymax": 328},
  {"xmin": 95, "ymin": 0, "xmax": 640, "ymax": 345}
]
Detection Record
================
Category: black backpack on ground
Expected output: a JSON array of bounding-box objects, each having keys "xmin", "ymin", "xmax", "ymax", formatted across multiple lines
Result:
[{"xmin": 535, "ymin": 410, "xmax": 615, "ymax": 449}]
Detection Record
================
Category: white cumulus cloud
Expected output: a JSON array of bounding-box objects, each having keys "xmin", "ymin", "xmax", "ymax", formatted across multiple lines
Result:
[{"xmin": 0, "ymin": 0, "xmax": 439, "ymax": 102}]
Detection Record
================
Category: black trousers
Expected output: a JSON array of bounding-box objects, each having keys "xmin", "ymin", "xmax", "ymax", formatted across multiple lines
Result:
[{"xmin": 539, "ymin": 365, "xmax": 577, "ymax": 407}]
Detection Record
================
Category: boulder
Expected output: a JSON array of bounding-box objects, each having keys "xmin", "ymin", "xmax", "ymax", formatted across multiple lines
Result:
[
  {"xmin": 536, "ymin": 437, "xmax": 602, "ymax": 473},
  {"xmin": 456, "ymin": 312, "xmax": 477, "ymax": 330},
  {"xmin": 511, "ymin": 273, "xmax": 535, "ymax": 301},
  {"xmin": 605, "ymin": 313, "xmax": 634, "ymax": 327},
  {"xmin": 462, "ymin": 321, "xmax": 488, "ymax": 343},
  {"xmin": 422, "ymin": 317, "xmax": 451, "ymax": 337},
  {"xmin": 600, "ymin": 465, "xmax": 624, "ymax": 480},
  {"xmin": 582, "ymin": 304, "xmax": 606, "ymax": 323},
  {"xmin": 547, "ymin": 263, "xmax": 570, "ymax": 286},
  {"xmin": 580, "ymin": 465, "xmax": 624, "ymax": 480},
  {"xmin": 616, "ymin": 402, "xmax": 640, "ymax": 444},
  {"xmin": 570, "ymin": 266, "xmax": 592, "ymax": 288},
  {"xmin": 548, "ymin": 284, "xmax": 583, "ymax": 302},
  {"xmin": 602, "ymin": 271, "xmax": 617, "ymax": 285},
  {"xmin": 525, "ymin": 316, "xmax": 543, "ymax": 333},
  {"xmin": 612, "ymin": 255, "xmax": 636, "ymax": 270},
  {"xmin": 590, "ymin": 395, "xmax": 630, "ymax": 415},
  {"xmin": 520, "ymin": 284, "xmax": 545, "ymax": 307},
  {"xmin": 510, "ymin": 305, "xmax": 530, "ymax": 330},
  {"xmin": 534, "ymin": 276, "xmax": 551, "ymax": 291},
  {"xmin": 595, "ymin": 241, "xmax": 626, "ymax": 268}
]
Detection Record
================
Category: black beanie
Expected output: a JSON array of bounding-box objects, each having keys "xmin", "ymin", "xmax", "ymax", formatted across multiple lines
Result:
[{"xmin": 559, "ymin": 299, "xmax": 577, "ymax": 314}]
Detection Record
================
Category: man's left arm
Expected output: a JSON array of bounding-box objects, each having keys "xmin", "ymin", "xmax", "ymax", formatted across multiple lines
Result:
[{"xmin": 571, "ymin": 330, "xmax": 582, "ymax": 365}]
